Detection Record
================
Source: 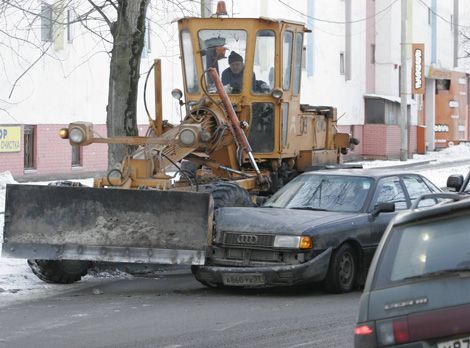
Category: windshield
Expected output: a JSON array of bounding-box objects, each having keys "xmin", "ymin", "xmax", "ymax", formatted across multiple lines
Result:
[
  {"xmin": 372, "ymin": 213, "xmax": 470, "ymax": 289},
  {"xmin": 198, "ymin": 30, "xmax": 247, "ymax": 94},
  {"xmin": 264, "ymin": 174, "xmax": 373, "ymax": 212}
]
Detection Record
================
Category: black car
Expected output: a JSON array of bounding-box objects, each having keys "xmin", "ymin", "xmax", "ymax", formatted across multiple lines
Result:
[
  {"xmin": 192, "ymin": 169, "xmax": 441, "ymax": 292},
  {"xmin": 355, "ymin": 194, "xmax": 470, "ymax": 347}
]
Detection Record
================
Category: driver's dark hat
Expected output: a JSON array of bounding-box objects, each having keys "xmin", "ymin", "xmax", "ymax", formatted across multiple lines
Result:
[{"xmin": 228, "ymin": 51, "xmax": 243, "ymax": 64}]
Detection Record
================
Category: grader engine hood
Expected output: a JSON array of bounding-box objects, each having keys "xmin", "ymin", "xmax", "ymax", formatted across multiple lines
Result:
[{"xmin": 2, "ymin": 184, "xmax": 213, "ymax": 265}]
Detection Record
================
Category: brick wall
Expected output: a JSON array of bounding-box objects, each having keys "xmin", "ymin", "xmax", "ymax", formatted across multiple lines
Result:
[
  {"xmin": 362, "ymin": 124, "xmax": 417, "ymax": 159},
  {"xmin": 0, "ymin": 124, "xmax": 109, "ymax": 179}
]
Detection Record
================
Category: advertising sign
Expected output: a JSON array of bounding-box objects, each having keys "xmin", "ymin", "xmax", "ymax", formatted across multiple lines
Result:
[
  {"xmin": 412, "ymin": 43, "xmax": 425, "ymax": 94},
  {"xmin": 0, "ymin": 126, "xmax": 21, "ymax": 153}
]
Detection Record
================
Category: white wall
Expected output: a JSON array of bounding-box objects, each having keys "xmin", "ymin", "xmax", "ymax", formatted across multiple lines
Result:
[
  {"xmin": 1, "ymin": 0, "xmax": 468, "ymax": 132},
  {"xmin": 0, "ymin": 1, "xmax": 198, "ymax": 127}
]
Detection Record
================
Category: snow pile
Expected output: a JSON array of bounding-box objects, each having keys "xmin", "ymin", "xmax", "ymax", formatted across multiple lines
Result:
[{"xmin": 361, "ymin": 143, "xmax": 470, "ymax": 169}]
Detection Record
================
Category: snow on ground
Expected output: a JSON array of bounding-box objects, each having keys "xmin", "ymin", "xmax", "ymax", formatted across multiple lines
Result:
[
  {"xmin": 359, "ymin": 142, "xmax": 470, "ymax": 169},
  {"xmin": 1, "ymin": 144, "xmax": 470, "ymax": 306}
]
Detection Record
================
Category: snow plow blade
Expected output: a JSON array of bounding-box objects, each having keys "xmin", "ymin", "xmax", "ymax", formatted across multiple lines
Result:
[{"xmin": 2, "ymin": 184, "xmax": 213, "ymax": 265}]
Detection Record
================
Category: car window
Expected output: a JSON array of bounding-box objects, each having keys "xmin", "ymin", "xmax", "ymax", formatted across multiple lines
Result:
[
  {"xmin": 402, "ymin": 175, "xmax": 436, "ymax": 208},
  {"xmin": 372, "ymin": 177, "xmax": 408, "ymax": 210},
  {"xmin": 372, "ymin": 212, "xmax": 470, "ymax": 289},
  {"xmin": 264, "ymin": 174, "xmax": 373, "ymax": 212}
]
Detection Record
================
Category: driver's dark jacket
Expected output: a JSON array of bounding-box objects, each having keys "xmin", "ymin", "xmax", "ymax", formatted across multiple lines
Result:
[{"xmin": 221, "ymin": 68, "xmax": 256, "ymax": 92}]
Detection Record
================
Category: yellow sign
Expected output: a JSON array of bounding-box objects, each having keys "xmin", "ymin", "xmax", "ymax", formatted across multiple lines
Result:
[{"xmin": 0, "ymin": 126, "xmax": 21, "ymax": 153}]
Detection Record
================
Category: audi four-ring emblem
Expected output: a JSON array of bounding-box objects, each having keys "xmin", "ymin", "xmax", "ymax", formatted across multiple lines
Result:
[{"xmin": 236, "ymin": 234, "xmax": 258, "ymax": 244}]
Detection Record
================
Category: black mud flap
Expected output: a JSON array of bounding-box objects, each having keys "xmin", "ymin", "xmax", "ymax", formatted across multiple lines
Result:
[{"xmin": 2, "ymin": 184, "xmax": 213, "ymax": 265}]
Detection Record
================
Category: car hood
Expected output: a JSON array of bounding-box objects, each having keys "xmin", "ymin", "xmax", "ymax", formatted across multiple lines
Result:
[{"xmin": 215, "ymin": 207, "xmax": 354, "ymax": 235}]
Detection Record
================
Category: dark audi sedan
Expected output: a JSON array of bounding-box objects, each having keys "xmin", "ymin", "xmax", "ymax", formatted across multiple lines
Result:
[{"xmin": 193, "ymin": 169, "xmax": 441, "ymax": 292}]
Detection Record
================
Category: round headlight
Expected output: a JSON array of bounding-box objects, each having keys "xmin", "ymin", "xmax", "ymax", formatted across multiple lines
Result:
[
  {"xmin": 271, "ymin": 88, "xmax": 283, "ymax": 99},
  {"xmin": 69, "ymin": 127, "xmax": 85, "ymax": 144},
  {"xmin": 179, "ymin": 128, "xmax": 197, "ymax": 147},
  {"xmin": 171, "ymin": 88, "xmax": 183, "ymax": 100}
]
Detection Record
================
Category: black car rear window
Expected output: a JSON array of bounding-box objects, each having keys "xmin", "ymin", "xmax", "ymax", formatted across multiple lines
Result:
[{"xmin": 371, "ymin": 212, "xmax": 470, "ymax": 290}]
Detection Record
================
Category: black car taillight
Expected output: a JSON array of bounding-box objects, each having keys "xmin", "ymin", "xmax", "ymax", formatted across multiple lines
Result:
[
  {"xmin": 376, "ymin": 316, "xmax": 410, "ymax": 346},
  {"xmin": 354, "ymin": 321, "xmax": 377, "ymax": 348}
]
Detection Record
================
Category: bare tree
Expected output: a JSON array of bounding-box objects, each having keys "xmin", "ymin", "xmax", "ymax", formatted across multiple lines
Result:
[{"xmin": 0, "ymin": 0, "xmax": 198, "ymax": 167}]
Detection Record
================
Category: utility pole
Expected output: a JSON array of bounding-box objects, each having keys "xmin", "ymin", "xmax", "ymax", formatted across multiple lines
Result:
[
  {"xmin": 400, "ymin": 0, "xmax": 408, "ymax": 161},
  {"xmin": 201, "ymin": 0, "xmax": 212, "ymax": 18}
]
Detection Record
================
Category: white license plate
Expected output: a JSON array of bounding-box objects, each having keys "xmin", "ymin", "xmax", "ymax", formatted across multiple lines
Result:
[
  {"xmin": 222, "ymin": 273, "xmax": 265, "ymax": 286},
  {"xmin": 437, "ymin": 336, "xmax": 470, "ymax": 348}
]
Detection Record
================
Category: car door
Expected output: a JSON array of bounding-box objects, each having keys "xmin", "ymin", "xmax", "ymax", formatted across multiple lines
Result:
[{"xmin": 368, "ymin": 176, "xmax": 409, "ymax": 247}]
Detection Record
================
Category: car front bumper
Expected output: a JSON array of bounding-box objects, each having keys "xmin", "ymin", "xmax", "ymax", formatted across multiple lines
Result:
[{"xmin": 193, "ymin": 248, "xmax": 332, "ymax": 287}]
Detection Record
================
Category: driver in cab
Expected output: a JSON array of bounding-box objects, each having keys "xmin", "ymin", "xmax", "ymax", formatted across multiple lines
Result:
[
  {"xmin": 222, "ymin": 51, "xmax": 270, "ymax": 94},
  {"xmin": 221, "ymin": 51, "xmax": 246, "ymax": 93}
]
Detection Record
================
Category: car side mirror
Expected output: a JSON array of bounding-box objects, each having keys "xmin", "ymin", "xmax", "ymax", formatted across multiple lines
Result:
[
  {"xmin": 446, "ymin": 174, "xmax": 464, "ymax": 192},
  {"xmin": 370, "ymin": 202, "xmax": 395, "ymax": 220}
]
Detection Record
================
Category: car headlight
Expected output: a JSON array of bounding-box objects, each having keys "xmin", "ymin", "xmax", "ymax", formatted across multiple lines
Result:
[
  {"xmin": 69, "ymin": 127, "xmax": 85, "ymax": 144},
  {"xmin": 273, "ymin": 235, "xmax": 313, "ymax": 249}
]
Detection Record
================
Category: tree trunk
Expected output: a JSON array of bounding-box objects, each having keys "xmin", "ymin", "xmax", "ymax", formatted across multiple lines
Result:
[{"xmin": 107, "ymin": 0, "xmax": 149, "ymax": 168}]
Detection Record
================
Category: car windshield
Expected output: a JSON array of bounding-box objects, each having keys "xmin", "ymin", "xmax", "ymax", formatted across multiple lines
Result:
[
  {"xmin": 372, "ymin": 212, "xmax": 470, "ymax": 289},
  {"xmin": 264, "ymin": 174, "xmax": 373, "ymax": 212}
]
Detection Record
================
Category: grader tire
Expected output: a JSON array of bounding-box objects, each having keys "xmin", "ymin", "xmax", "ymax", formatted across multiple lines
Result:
[
  {"xmin": 27, "ymin": 259, "xmax": 92, "ymax": 284},
  {"xmin": 203, "ymin": 182, "xmax": 253, "ymax": 209}
]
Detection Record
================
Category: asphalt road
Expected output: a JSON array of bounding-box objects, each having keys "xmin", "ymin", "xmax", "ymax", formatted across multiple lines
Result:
[{"xmin": 0, "ymin": 271, "xmax": 360, "ymax": 348}]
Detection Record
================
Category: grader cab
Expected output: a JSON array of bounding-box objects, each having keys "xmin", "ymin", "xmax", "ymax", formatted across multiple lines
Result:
[{"xmin": 2, "ymin": 11, "xmax": 356, "ymax": 283}]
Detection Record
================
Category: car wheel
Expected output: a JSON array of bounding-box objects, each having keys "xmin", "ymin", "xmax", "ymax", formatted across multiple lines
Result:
[{"xmin": 323, "ymin": 244, "xmax": 358, "ymax": 293}]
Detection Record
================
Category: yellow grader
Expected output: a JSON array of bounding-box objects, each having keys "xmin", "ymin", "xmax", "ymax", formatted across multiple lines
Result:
[{"xmin": 2, "ymin": 6, "xmax": 356, "ymax": 284}]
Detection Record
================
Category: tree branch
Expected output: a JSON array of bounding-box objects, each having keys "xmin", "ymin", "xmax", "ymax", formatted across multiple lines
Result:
[{"xmin": 88, "ymin": 0, "xmax": 114, "ymax": 31}]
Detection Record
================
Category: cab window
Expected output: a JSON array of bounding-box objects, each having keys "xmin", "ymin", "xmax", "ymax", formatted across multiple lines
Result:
[
  {"xmin": 181, "ymin": 30, "xmax": 199, "ymax": 94},
  {"xmin": 293, "ymin": 32, "xmax": 303, "ymax": 96},
  {"xmin": 282, "ymin": 31, "xmax": 293, "ymax": 91},
  {"xmin": 252, "ymin": 30, "xmax": 275, "ymax": 94},
  {"xmin": 248, "ymin": 103, "xmax": 275, "ymax": 153},
  {"xmin": 198, "ymin": 30, "xmax": 247, "ymax": 94}
]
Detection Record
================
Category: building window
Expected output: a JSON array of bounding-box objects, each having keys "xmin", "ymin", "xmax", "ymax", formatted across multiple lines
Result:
[
  {"xmin": 71, "ymin": 145, "xmax": 82, "ymax": 167},
  {"xmin": 340, "ymin": 52, "xmax": 345, "ymax": 75},
  {"xmin": 24, "ymin": 126, "xmax": 36, "ymax": 170},
  {"xmin": 371, "ymin": 44, "xmax": 376, "ymax": 64},
  {"xmin": 41, "ymin": 3, "xmax": 53, "ymax": 42}
]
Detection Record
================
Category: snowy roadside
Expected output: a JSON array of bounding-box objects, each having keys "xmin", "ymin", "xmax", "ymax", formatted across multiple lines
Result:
[{"xmin": 1, "ymin": 144, "xmax": 470, "ymax": 307}]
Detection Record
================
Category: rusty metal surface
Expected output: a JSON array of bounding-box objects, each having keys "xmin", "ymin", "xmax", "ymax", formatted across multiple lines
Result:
[{"xmin": 3, "ymin": 184, "xmax": 213, "ymax": 263}]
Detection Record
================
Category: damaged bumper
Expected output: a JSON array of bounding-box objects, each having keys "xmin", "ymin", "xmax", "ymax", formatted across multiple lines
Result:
[{"xmin": 193, "ymin": 248, "xmax": 332, "ymax": 287}]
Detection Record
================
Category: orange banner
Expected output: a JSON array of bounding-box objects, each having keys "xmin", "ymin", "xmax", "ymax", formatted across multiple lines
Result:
[{"xmin": 412, "ymin": 43, "xmax": 425, "ymax": 94}]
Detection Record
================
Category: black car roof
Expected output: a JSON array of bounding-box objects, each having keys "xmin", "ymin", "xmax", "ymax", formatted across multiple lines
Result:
[{"xmin": 302, "ymin": 168, "xmax": 420, "ymax": 178}]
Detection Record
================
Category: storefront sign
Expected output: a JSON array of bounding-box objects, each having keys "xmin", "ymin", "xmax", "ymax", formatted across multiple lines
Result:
[
  {"xmin": 434, "ymin": 124, "xmax": 449, "ymax": 133},
  {"xmin": 412, "ymin": 43, "xmax": 425, "ymax": 94},
  {"xmin": 0, "ymin": 126, "xmax": 21, "ymax": 152}
]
